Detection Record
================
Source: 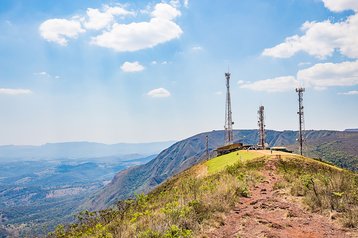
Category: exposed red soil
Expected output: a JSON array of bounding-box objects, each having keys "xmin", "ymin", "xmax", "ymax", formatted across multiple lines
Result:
[{"xmin": 203, "ymin": 158, "xmax": 358, "ymax": 238}]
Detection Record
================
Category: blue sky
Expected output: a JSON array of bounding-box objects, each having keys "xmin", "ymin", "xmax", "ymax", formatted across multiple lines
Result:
[{"xmin": 0, "ymin": 0, "xmax": 357, "ymax": 145}]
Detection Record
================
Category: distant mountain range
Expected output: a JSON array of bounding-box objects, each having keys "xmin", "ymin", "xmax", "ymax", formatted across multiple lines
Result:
[
  {"xmin": 84, "ymin": 129, "xmax": 358, "ymax": 211},
  {"xmin": 0, "ymin": 141, "xmax": 175, "ymax": 161},
  {"xmin": 287, "ymin": 130, "xmax": 358, "ymax": 171},
  {"xmin": 0, "ymin": 154, "xmax": 158, "ymax": 237},
  {"xmin": 345, "ymin": 128, "xmax": 358, "ymax": 132}
]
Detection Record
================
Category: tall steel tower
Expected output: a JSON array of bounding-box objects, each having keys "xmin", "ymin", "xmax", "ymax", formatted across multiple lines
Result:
[
  {"xmin": 257, "ymin": 105, "xmax": 266, "ymax": 149},
  {"xmin": 224, "ymin": 72, "xmax": 234, "ymax": 145},
  {"xmin": 296, "ymin": 87, "xmax": 305, "ymax": 155}
]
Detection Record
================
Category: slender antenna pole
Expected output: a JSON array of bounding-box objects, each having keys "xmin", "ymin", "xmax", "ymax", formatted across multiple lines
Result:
[
  {"xmin": 257, "ymin": 105, "xmax": 265, "ymax": 149},
  {"xmin": 206, "ymin": 135, "xmax": 209, "ymax": 160}
]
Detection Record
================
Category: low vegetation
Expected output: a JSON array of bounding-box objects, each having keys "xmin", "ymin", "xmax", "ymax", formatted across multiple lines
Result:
[
  {"xmin": 205, "ymin": 150, "xmax": 262, "ymax": 174},
  {"xmin": 48, "ymin": 153, "xmax": 265, "ymax": 237},
  {"xmin": 276, "ymin": 156, "xmax": 358, "ymax": 228},
  {"xmin": 49, "ymin": 152, "xmax": 358, "ymax": 237}
]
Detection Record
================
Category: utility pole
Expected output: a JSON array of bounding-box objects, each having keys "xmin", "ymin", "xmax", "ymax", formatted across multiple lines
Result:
[
  {"xmin": 224, "ymin": 71, "xmax": 234, "ymax": 145},
  {"xmin": 206, "ymin": 135, "xmax": 209, "ymax": 160},
  {"xmin": 296, "ymin": 87, "xmax": 305, "ymax": 155},
  {"xmin": 257, "ymin": 105, "xmax": 266, "ymax": 149}
]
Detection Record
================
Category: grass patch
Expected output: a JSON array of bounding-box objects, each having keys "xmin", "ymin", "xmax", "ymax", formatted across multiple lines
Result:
[
  {"xmin": 205, "ymin": 150, "xmax": 262, "ymax": 174},
  {"xmin": 276, "ymin": 156, "xmax": 358, "ymax": 228}
]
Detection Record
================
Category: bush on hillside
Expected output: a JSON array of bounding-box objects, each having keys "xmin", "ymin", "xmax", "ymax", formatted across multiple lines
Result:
[{"xmin": 277, "ymin": 157, "xmax": 358, "ymax": 228}]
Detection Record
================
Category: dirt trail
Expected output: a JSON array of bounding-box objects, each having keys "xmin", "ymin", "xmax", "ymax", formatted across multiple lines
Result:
[{"xmin": 204, "ymin": 157, "xmax": 358, "ymax": 238}]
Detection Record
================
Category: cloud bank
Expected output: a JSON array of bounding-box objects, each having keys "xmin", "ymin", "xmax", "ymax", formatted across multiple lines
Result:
[
  {"xmin": 298, "ymin": 61, "xmax": 358, "ymax": 89},
  {"xmin": 39, "ymin": 2, "xmax": 183, "ymax": 52},
  {"xmin": 262, "ymin": 0, "xmax": 358, "ymax": 59},
  {"xmin": 240, "ymin": 76, "xmax": 299, "ymax": 92},
  {"xmin": 322, "ymin": 0, "xmax": 358, "ymax": 12},
  {"xmin": 246, "ymin": 0, "xmax": 358, "ymax": 93},
  {"xmin": 39, "ymin": 19, "xmax": 85, "ymax": 46},
  {"xmin": 240, "ymin": 61, "xmax": 358, "ymax": 92},
  {"xmin": 84, "ymin": 6, "xmax": 134, "ymax": 30}
]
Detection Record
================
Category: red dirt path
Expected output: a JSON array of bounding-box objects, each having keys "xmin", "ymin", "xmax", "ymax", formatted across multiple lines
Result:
[{"xmin": 203, "ymin": 158, "xmax": 358, "ymax": 238}]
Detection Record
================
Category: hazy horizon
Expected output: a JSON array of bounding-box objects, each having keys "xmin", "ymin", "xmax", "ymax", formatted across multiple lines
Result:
[{"xmin": 1, "ymin": 128, "xmax": 356, "ymax": 146}]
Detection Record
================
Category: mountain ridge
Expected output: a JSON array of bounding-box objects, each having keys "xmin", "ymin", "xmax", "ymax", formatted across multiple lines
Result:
[
  {"xmin": 84, "ymin": 129, "xmax": 358, "ymax": 211},
  {"xmin": 0, "ymin": 141, "xmax": 176, "ymax": 161}
]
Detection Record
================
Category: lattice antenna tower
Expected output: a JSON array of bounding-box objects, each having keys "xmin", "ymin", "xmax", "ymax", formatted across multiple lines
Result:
[
  {"xmin": 257, "ymin": 105, "xmax": 266, "ymax": 149},
  {"xmin": 296, "ymin": 87, "xmax": 305, "ymax": 155},
  {"xmin": 224, "ymin": 71, "xmax": 234, "ymax": 145}
]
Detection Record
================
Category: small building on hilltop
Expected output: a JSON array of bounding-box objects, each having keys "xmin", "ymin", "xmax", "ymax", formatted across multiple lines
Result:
[
  {"xmin": 270, "ymin": 147, "xmax": 293, "ymax": 153},
  {"xmin": 215, "ymin": 143, "xmax": 251, "ymax": 156}
]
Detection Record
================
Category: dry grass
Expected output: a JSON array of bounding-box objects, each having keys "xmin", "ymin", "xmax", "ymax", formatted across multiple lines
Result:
[
  {"xmin": 276, "ymin": 156, "xmax": 358, "ymax": 228},
  {"xmin": 48, "ymin": 152, "xmax": 358, "ymax": 237},
  {"xmin": 48, "ymin": 153, "xmax": 266, "ymax": 238}
]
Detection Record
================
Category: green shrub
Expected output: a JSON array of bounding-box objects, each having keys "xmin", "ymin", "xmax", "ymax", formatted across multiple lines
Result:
[
  {"xmin": 138, "ymin": 229, "xmax": 161, "ymax": 238},
  {"xmin": 164, "ymin": 225, "xmax": 191, "ymax": 238}
]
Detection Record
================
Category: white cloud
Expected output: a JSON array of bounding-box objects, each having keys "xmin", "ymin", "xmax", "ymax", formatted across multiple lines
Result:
[
  {"xmin": 84, "ymin": 8, "xmax": 113, "ymax": 30},
  {"xmin": 39, "ymin": 19, "xmax": 85, "ymax": 45},
  {"xmin": 262, "ymin": 13, "xmax": 358, "ymax": 59},
  {"xmin": 91, "ymin": 3, "xmax": 182, "ymax": 52},
  {"xmin": 297, "ymin": 60, "xmax": 358, "ymax": 88},
  {"xmin": 241, "ymin": 61, "xmax": 358, "ymax": 92},
  {"xmin": 84, "ymin": 6, "xmax": 134, "ymax": 30},
  {"xmin": 151, "ymin": 61, "xmax": 158, "ymax": 65},
  {"xmin": 237, "ymin": 80, "xmax": 245, "ymax": 85},
  {"xmin": 106, "ymin": 5, "xmax": 134, "ymax": 16},
  {"xmin": 147, "ymin": 88, "xmax": 171, "ymax": 97},
  {"xmin": 0, "ymin": 88, "xmax": 32, "ymax": 95},
  {"xmin": 322, "ymin": 0, "xmax": 358, "ymax": 12},
  {"xmin": 240, "ymin": 76, "xmax": 299, "ymax": 92},
  {"xmin": 214, "ymin": 91, "xmax": 223, "ymax": 95},
  {"xmin": 120, "ymin": 61, "xmax": 145, "ymax": 72},
  {"xmin": 338, "ymin": 90, "xmax": 358, "ymax": 95},
  {"xmin": 152, "ymin": 3, "xmax": 181, "ymax": 20},
  {"xmin": 91, "ymin": 18, "xmax": 182, "ymax": 52}
]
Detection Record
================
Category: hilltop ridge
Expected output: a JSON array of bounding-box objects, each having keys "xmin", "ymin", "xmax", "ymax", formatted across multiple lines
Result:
[
  {"xmin": 84, "ymin": 129, "xmax": 358, "ymax": 211},
  {"xmin": 204, "ymin": 151, "xmax": 357, "ymax": 237},
  {"xmin": 49, "ymin": 150, "xmax": 358, "ymax": 237}
]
